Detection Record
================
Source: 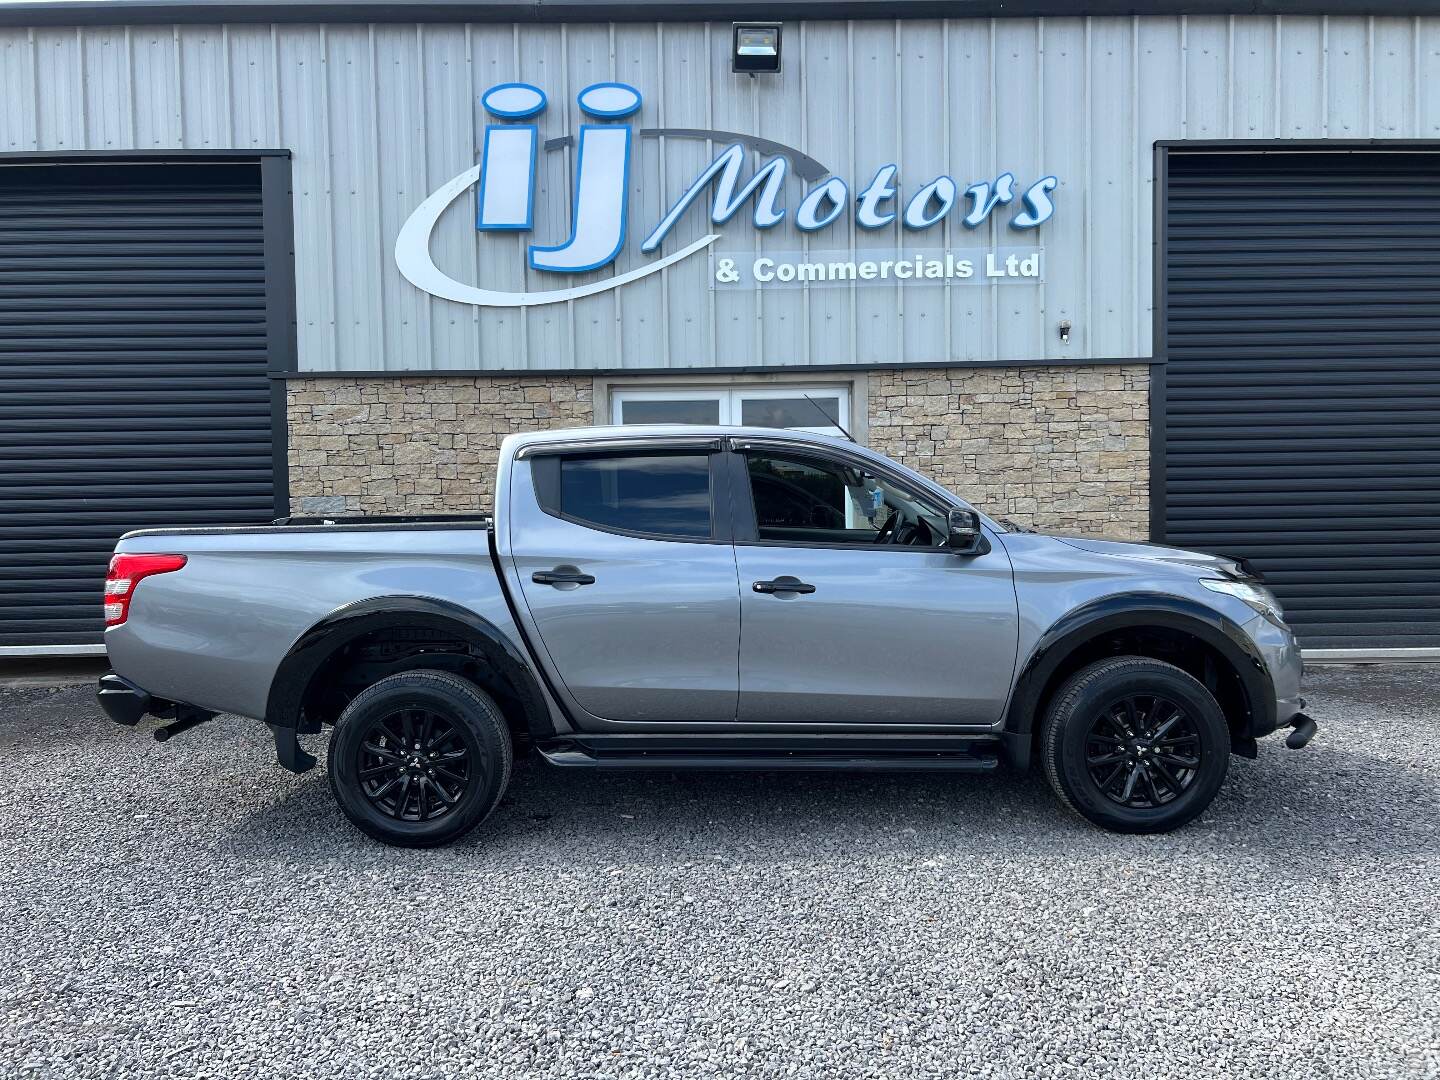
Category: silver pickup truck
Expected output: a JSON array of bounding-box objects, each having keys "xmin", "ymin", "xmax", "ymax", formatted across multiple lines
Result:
[{"xmin": 98, "ymin": 425, "xmax": 1314, "ymax": 847}]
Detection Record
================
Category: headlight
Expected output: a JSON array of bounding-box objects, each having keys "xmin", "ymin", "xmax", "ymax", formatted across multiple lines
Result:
[{"xmin": 1200, "ymin": 578, "xmax": 1284, "ymax": 623}]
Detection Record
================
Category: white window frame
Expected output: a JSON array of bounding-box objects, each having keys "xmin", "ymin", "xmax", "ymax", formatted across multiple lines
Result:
[{"xmin": 610, "ymin": 384, "xmax": 852, "ymax": 439}]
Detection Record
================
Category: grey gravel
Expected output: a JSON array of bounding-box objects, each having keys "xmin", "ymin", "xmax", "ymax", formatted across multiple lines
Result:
[{"xmin": 1, "ymin": 665, "xmax": 1436, "ymax": 1079}]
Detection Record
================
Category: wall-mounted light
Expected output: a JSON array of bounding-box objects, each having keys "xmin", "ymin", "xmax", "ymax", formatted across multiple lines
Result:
[
  {"xmin": 1058, "ymin": 319, "xmax": 1072, "ymax": 346},
  {"xmin": 732, "ymin": 23, "xmax": 782, "ymax": 75}
]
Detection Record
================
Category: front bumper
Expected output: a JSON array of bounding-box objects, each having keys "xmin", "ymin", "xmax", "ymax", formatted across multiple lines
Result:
[
  {"xmin": 1234, "ymin": 613, "xmax": 1319, "ymax": 750},
  {"xmin": 1241, "ymin": 613, "xmax": 1306, "ymax": 736}
]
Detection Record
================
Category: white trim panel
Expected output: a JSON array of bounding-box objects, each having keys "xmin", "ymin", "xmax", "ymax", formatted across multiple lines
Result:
[
  {"xmin": 1303, "ymin": 647, "xmax": 1440, "ymax": 665},
  {"xmin": 0, "ymin": 644, "xmax": 108, "ymax": 658}
]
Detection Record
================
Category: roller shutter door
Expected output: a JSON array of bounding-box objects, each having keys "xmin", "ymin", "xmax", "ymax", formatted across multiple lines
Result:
[
  {"xmin": 0, "ymin": 161, "xmax": 282, "ymax": 650},
  {"xmin": 1161, "ymin": 150, "xmax": 1440, "ymax": 649}
]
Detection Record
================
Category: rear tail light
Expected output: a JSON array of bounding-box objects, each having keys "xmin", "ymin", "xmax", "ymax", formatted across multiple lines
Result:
[{"xmin": 104, "ymin": 553, "xmax": 186, "ymax": 627}]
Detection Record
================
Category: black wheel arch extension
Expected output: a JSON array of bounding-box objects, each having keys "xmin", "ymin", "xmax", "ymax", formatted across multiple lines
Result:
[
  {"xmin": 264, "ymin": 596, "xmax": 557, "ymax": 741},
  {"xmin": 1000, "ymin": 593, "xmax": 1275, "ymax": 771}
]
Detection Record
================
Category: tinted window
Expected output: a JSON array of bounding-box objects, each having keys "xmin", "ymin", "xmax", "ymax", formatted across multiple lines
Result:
[
  {"xmin": 560, "ymin": 453, "xmax": 712, "ymax": 538},
  {"xmin": 744, "ymin": 450, "xmax": 948, "ymax": 547},
  {"xmin": 748, "ymin": 455, "xmax": 849, "ymax": 531}
]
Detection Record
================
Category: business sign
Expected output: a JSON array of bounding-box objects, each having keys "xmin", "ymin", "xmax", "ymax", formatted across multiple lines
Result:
[
  {"xmin": 395, "ymin": 82, "xmax": 1057, "ymax": 309},
  {"xmin": 711, "ymin": 247, "xmax": 1043, "ymax": 291}
]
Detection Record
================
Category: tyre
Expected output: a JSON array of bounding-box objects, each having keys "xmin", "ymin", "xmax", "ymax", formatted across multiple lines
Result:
[
  {"xmin": 327, "ymin": 669, "xmax": 513, "ymax": 848},
  {"xmin": 1040, "ymin": 656, "xmax": 1230, "ymax": 834}
]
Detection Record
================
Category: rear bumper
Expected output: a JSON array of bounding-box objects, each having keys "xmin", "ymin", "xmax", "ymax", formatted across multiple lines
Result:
[
  {"xmin": 100, "ymin": 670, "xmax": 308, "ymax": 770},
  {"xmin": 97, "ymin": 672, "xmax": 173, "ymax": 726}
]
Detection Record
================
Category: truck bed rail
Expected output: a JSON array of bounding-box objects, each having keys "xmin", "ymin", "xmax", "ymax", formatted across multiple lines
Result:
[
  {"xmin": 120, "ymin": 514, "xmax": 492, "ymax": 540},
  {"xmin": 271, "ymin": 513, "xmax": 493, "ymax": 527}
]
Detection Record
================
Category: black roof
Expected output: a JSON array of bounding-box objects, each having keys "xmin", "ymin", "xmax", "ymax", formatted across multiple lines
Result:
[{"xmin": 0, "ymin": 0, "xmax": 1430, "ymax": 28}]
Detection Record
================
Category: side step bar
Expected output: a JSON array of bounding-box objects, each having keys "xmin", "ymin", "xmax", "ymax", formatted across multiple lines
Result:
[{"xmin": 538, "ymin": 735, "xmax": 1001, "ymax": 773}]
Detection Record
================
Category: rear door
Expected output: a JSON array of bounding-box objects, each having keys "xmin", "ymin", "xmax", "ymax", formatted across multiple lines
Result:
[
  {"xmin": 729, "ymin": 442, "xmax": 1018, "ymax": 726},
  {"xmin": 506, "ymin": 440, "xmax": 741, "ymax": 723}
]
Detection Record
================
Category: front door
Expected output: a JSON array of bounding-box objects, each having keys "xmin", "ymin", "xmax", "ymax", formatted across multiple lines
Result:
[
  {"xmin": 730, "ymin": 444, "xmax": 1018, "ymax": 726},
  {"xmin": 507, "ymin": 446, "xmax": 740, "ymax": 724}
]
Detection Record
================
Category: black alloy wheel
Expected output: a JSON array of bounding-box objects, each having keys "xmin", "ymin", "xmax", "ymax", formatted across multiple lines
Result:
[
  {"xmin": 1040, "ymin": 656, "xmax": 1229, "ymax": 834},
  {"xmin": 356, "ymin": 706, "xmax": 472, "ymax": 822},
  {"xmin": 328, "ymin": 669, "xmax": 512, "ymax": 848},
  {"xmin": 1083, "ymin": 693, "xmax": 1200, "ymax": 809}
]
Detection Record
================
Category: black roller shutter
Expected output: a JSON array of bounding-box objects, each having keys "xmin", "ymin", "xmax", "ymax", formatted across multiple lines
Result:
[
  {"xmin": 1160, "ymin": 149, "xmax": 1440, "ymax": 649},
  {"xmin": 0, "ymin": 160, "xmax": 285, "ymax": 649}
]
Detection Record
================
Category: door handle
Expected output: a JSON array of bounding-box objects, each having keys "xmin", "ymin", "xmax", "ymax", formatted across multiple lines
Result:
[
  {"xmin": 532, "ymin": 568, "xmax": 596, "ymax": 586},
  {"xmin": 753, "ymin": 578, "xmax": 816, "ymax": 595}
]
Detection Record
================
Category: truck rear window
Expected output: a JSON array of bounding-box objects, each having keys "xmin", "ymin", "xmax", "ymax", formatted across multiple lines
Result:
[{"xmin": 557, "ymin": 453, "xmax": 713, "ymax": 539}]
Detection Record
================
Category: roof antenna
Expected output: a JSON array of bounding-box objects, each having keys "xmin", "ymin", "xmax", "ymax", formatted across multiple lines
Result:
[{"xmin": 804, "ymin": 394, "xmax": 856, "ymax": 442}]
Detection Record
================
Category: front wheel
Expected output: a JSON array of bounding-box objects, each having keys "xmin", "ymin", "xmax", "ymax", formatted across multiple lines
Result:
[
  {"xmin": 1040, "ymin": 656, "xmax": 1230, "ymax": 834},
  {"xmin": 327, "ymin": 670, "xmax": 512, "ymax": 848}
]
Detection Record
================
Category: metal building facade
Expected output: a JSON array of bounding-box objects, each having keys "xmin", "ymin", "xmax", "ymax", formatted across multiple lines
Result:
[{"xmin": 3, "ymin": 13, "xmax": 1438, "ymax": 373}]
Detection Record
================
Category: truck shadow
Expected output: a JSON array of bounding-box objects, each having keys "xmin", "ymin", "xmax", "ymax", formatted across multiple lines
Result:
[{"xmin": 238, "ymin": 737, "xmax": 1438, "ymax": 873}]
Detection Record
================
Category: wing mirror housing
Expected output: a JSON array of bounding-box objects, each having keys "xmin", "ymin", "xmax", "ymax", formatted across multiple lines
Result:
[{"xmin": 947, "ymin": 508, "xmax": 990, "ymax": 556}]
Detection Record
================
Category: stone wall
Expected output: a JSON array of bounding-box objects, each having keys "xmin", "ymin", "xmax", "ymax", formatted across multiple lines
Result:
[
  {"xmin": 866, "ymin": 365, "xmax": 1150, "ymax": 539},
  {"xmin": 286, "ymin": 365, "xmax": 1149, "ymax": 537},
  {"xmin": 286, "ymin": 375, "xmax": 593, "ymax": 515}
]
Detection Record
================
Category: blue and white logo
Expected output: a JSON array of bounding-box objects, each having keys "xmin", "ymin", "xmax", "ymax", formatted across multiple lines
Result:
[{"xmin": 395, "ymin": 82, "xmax": 1058, "ymax": 308}]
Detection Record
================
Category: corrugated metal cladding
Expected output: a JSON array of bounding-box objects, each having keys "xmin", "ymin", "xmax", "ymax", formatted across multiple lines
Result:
[
  {"xmin": 1161, "ymin": 151, "xmax": 1440, "ymax": 650},
  {"xmin": 2, "ymin": 15, "xmax": 1439, "ymax": 372},
  {"xmin": 0, "ymin": 161, "xmax": 278, "ymax": 648}
]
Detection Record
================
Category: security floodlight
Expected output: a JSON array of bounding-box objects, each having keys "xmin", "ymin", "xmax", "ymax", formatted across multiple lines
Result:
[{"xmin": 732, "ymin": 23, "xmax": 782, "ymax": 75}]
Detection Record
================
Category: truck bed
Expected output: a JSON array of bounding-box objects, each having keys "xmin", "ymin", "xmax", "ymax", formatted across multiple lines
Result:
[{"xmin": 107, "ymin": 514, "xmax": 510, "ymax": 720}]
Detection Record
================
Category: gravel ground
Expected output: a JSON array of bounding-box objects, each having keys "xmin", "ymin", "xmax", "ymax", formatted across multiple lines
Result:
[{"xmin": 1, "ymin": 666, "xmax": 1436, "ymax": 1080}]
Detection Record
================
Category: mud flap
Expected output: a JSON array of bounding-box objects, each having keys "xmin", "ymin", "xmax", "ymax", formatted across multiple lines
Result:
[{"xmin": 268, "ymin": 723, "xmax": 316, "ymax": 773}]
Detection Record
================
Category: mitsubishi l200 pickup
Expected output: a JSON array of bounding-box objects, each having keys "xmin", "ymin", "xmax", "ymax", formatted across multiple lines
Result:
[{"xmin": 98, "ymin": 426, "xmax": 1315, "ymax": 846}]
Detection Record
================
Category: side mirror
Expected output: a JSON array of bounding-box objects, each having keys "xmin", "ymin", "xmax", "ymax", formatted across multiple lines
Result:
[{"xmin": 947, "ymin": 508, "xmax": 989, "ymax": 555}]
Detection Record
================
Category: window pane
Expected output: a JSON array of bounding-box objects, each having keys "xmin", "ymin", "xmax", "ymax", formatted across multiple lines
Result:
[
  {"xmin": 619, "ymin": 398, "xmax": 721, "ymax": 425},
  {"xmin": 744, "ymin": 450, "xmax": 948, "ymax": 547},
  {"xmin": 747, "ymin": 454, "xmax": 849, "ymax": 531},
  {"xmin": 739, "ymin": 396, "xmax": 842, "ymax": 429},
  {"xmin": 561, "ymin": 454, "xmax": 712, "ymax": 538}
]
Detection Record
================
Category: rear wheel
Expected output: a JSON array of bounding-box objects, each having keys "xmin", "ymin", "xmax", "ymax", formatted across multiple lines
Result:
[
  {"xmin": 1040, "ymin": 656, "xmax": 1229, "ymax": 834},
  {"xmin": 327, "ymin": 670, "xmax": 512, "ymax": 848}
]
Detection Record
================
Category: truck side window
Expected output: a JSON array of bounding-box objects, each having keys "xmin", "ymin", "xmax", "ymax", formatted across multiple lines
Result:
[
  {"xmin": 553, "ymin": 452, "xmax": 713, "ymax": 539},
  {"xmin": 742, "ymin": 449, "xmax": 949, "ymax": 547}
]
